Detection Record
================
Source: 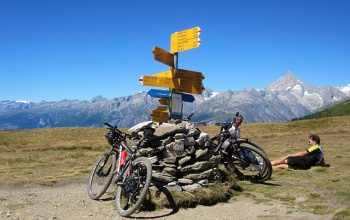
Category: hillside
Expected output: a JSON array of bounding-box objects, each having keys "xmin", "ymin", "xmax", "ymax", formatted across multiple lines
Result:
[{"xmin": 293, "ymin": 99, "xmax": 350, "ymax": 120}]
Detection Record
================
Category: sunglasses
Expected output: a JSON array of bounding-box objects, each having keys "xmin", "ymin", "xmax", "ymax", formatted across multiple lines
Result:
[{"xmin": 308, "ymin": 140, "xmax": 314, "ymax": 144}]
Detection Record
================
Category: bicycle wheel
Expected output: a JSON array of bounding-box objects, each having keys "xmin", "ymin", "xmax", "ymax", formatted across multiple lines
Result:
[
  {"xmin": 115, "ymin": 156, "xmax": 152, "ymax": 217},
  {"xmin": 226, "ymin": 143, "xmax": 272, "ymax": 183},
  {"xmin": 235, "ymin": 138, "xmax": 267, "ymax": 155},
  {"xmin": 87, "ymin": 150, "xmax": 116, "ymax": 200}
]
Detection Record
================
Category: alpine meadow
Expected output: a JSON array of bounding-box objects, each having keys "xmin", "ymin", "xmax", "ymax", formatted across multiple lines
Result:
[{"xmin": 1, "ymin": 115, "xmax": 349, "ymax": 219}]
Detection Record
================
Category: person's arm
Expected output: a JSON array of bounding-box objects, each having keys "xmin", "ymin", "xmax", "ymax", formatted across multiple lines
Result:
[{"xmin": 288, "ymin": 150, "xmax": 308, "ymax": 158}]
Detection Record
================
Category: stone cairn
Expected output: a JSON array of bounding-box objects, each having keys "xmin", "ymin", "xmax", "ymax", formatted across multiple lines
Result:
[{"xmin": 128, "ymin": 120, "xmax": 223, "ymax": 193}]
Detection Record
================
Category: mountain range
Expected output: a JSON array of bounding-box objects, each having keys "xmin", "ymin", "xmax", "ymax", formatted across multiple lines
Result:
[{"xmin": 1, "ymin": 71, "xmax": 349, "ymax": 130}]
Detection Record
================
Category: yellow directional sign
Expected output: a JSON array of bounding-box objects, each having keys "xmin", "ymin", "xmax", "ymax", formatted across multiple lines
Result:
[
  {"xmin": 175, "ymin": 78, "xmax": 204, "ymax": 95},
  {"xmin": 153, "ymin": 69, "xmax": 173, "ymax": 78},
  {"xmin": 139, "ymin": 74, "xmax": 204, "ymax": 94},
  {"xmin": 177, "ymin": 69, "xmax": 204, "ymax": 82},
  {"xmin": 152, "ymin": 46, "xmax": 174, "ymax": 67},
  {"xmin": 153, "ymin": 68, "xmax": 204, "ymax": 82},
  {"xmin": 156, "ymin": 105, "xmax": 168, "ymax": 111},
  {"xmin": 158, "ymin": 98, "xmax": 169, "ymax": 106},
  {"xmin": 170, "ymin": 26, "xmax": 201, "ymax": 53},
  {"xmin": 139, "ymin": 75, "xmax": 174, "ymax": 87},
  {"xmin": 150, "ymin": 109, "xmax": 169, "ymax": 122}
]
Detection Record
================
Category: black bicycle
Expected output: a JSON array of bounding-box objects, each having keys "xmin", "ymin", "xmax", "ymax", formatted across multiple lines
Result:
[
  {"xmin": 87, "ymin": 122, "xmax": 152, "ymax": 217},
  {"xmin": 210, "ymin": 113, "xmax": 272, "ymax": 183}
]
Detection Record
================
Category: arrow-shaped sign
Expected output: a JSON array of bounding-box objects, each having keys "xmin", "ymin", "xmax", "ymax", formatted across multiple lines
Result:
[
  {"xmin": 139, "ymin": 75, "xmax": 204, "ymax": 94},
  {"xmin": 152, "ymin": 46, "xmax": 174, "ymax": 67},
  {"xmin": 147, "ymin": 89, "xmax": 171, "ymax": 98},
  {"xmin": 170, "ymin": 26, "xmax": 201, "ymax": 53},
  {"xmin": 147, "ymin": 89, "xmax": 195, "ymax": 102}
]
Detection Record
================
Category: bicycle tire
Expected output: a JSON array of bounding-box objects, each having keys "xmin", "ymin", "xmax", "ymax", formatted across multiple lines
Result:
[
  {"xmin": 87, "ymin": 150, "xmax": 116, "ymax": 200},
  {"xmin": 234, "ymin": 138, "xmax": 267, "ymax": 155},
  {"xmin": 115, "ymin": 156, "xmax": 152, "ymax": 217},
  {"xmin": 226, "ymin": 143, "xmax": 272, "ymax": 183}
]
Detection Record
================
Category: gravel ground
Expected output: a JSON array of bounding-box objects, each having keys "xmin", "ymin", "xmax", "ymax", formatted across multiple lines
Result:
[{"xmin": 0, "ymin": 179, "xmax": 333, "ymax": 220}]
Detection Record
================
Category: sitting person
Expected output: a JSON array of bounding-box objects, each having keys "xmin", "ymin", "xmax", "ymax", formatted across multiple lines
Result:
[
  {"xmin": 271, "ymin": 134, "xmax": 324, "ymax": 170},
  {"xmin": 228, "ymin": 114, "xmax": 244, "ymax": 138}
]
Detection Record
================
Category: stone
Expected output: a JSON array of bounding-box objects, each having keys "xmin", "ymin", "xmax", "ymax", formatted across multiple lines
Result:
[
  {"xmin": 137, "ymin": 147, "xmax": 159, "ymax": 156},
  {"xmin": 165, "ymin": 142, "xmax": 174, "ymax": 151},
  {"xmin": 160, "ymin": 161, "xmax": 177, "ymax": 168},
  {"xmin": 195, "ymin": 148, "xmax": 208, "ymax": 158},
  {"xmin": 162, "ymin": 167, "xmax": 178, "ymax": 176},
  {"xmin": 128, "ymin": 121, "xmax": 153, "ymax": 133},
  {"xmin": 187, "ymin": 128, "xmax": 201, "ymax": 137},
  {"xmin": 182, "ymin": 169, "xmax": 215, "ymax": 180},
  {"xmin": 162, "ymin": 136, "xmax": 174, "ymax": 146},
  {"xmin": 197, "ymin": 179, "xmax": 208, "ymax": 185},
  {"xmin": 173, "ymin": 139, "xmax": 186, "ymax": 157},
  {"xmin": 209, "ymin": 155, "xmax": 221, "ymax": 167},
  {"xmin": 196, "ymin": 132, "xmax": 209, "ymax": 146},
  {"xmin": 165, "ymin": 184, "xmax": 183, "ymax": 192},
  {"xmin": 185, "ymin": 146, "xmax": 196, "ymax": 155},
  {"xmin": 164, "ymin": 157, "xmax": 176, "ymax": 164},
  {"xmin": 197, "ymin": 148, "xmax": 215, "ymax": 160},
  {"xmin": 152, "ymin": 172, "xmax": 177, "ymax": 183},
  {"xmin": 175, "ymin": 133, "xmax": 186, "ymax": 140},
  {"xmin": 167, "ymin": 181, "xmax": 177, "ymax": 186},
  {"xmin": 182, "ymin": 183, "xmax": 202, "ymax": 192},
  {"xmin": 184, "ymin": 137, "xmax": 196, "ymax": 146},
  {"xmin": 180, "ymin": 161, "xmax": 214, "ymax": 173},
  {"xmin": 153, "ymin": 123, "xmax": 186, "ymax": 138},
  {"xmin": 178, "ymin": 156, "xmax": 192, "ymax": 166},
  {"xmin": 178, "ymin": 178, "xmax": 194, "ymax": 185},
  {"xmin": 163, "ymin": 149, "xmax": 175, "ymax": 158}
]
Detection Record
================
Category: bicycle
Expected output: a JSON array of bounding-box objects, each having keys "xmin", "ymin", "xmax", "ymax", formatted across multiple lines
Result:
[
  {"xmin": 87, "ymin": 122, "xmax": 153, "ymax": 217},
  {"xmin": 209, "ymin": 113, "xmax": 272, "ymax": 183}
]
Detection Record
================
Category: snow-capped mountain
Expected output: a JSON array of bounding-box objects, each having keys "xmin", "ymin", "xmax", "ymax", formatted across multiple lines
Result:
[
  {"xmin": 0, "ymin": 72, "xmax": 349, "ymax": 130},
  {"xmin": 338, "ymin": 84, "xmax": 350, "ymax": 96}
]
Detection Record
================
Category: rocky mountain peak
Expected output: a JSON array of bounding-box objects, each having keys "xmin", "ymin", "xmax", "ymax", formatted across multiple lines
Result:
[
  {"xmin": 89, "ymin": 95, "xmax": 107, "ymax": 103},
  {"xmin": 265, "ymin": 71, "xmax": 301, "ymax": 92},
  {"xmin": 1, "ymin": 72, "xmax": 349, "ymax": 130}
]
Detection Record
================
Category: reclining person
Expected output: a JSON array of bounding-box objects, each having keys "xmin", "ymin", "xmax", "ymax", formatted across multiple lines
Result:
[{"xmin": 271, "ymin": 134, "xmax": 324, "ymax": 170}]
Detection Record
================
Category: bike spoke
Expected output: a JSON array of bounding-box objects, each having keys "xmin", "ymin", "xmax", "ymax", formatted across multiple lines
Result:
[{"xmin": 115, "ymin": 157, "xmax": 152, "ymax": 217}]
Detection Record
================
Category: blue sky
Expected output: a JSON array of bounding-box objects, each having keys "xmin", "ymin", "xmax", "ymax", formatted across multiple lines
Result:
[{"xmin": 1, "ymin": 0, "xmax": 349, "ymax": 102}]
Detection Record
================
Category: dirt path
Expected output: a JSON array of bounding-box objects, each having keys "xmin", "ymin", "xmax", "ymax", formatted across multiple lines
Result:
[{"xmin": 0, "ymin": 179, "xmax": 333, "ymax": 220}]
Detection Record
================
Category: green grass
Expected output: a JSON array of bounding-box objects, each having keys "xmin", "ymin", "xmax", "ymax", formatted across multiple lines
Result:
[{"xmin": 293, "ymin": 99, "xmax": 350, "ymax": 120}]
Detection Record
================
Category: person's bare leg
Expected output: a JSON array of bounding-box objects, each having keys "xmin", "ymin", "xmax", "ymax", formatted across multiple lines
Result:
[
  {"xmin": 272, "ymin": 164, "xmax": 289, "ymax": 170},
  {"xmin": 271, "ymin": 156, "xmax": 288, "ymax": 166}
]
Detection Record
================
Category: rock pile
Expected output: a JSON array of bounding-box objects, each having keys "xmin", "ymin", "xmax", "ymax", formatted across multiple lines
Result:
[{"xmin": 128, "ymin": 120, "xmax": 223, "ymax": 193}]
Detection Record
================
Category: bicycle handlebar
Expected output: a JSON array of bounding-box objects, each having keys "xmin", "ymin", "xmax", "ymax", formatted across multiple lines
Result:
[
  {"xmin": 103, "ymin": 121, "xmax": 131, "ymax": 139},
  {"xmin": 104, "ymin": 121, "xmax": 113, "ymax": 128}
]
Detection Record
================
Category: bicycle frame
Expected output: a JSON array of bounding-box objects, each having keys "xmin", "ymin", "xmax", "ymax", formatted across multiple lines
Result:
[{"xmin": 113, "ymin": 140, "xmax": 136, "ymax": 184}]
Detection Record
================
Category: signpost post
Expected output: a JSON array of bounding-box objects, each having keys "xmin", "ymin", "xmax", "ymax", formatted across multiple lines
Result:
[{"xmin": 139, "ymin": 26, "xmax": 203, "ymax": 122}]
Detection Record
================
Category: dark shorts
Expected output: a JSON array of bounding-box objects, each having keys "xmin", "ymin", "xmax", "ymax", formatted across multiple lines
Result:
[{"xmin": 287, "ymin": 155, "xmax": 317, "ymax": 170}]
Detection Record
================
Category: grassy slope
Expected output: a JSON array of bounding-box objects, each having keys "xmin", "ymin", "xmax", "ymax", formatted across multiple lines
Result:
[
  {"xmin": 0, "ymin": 116, "xmax": 349, "ymax": 217},
  {"xmin": 294, "ymin": 99, "xmax": 350, "ymax": 120}
]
